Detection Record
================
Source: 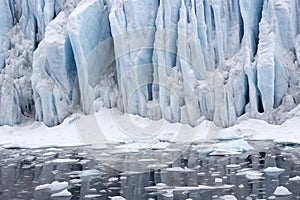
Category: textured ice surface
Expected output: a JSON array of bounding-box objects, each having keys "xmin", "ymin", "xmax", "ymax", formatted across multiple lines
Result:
[
  {"xmin": 1, "ymin": 0, "xmax": 300, "ymax": 127},
  {"xmin": 32, "ymin": 11, "xmax": 77, "ymax": 126}
]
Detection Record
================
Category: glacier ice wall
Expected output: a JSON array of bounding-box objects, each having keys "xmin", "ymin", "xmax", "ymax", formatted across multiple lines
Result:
[
  {"xmin": 68, "ymin": 0, "xmax": 118, "ymax": 115},
  {"xmin": 1, "ymin": 0, "xmax": 300, "ymax": 127},
  {"xmin": 32, "ymin": 11, "xmax": 77, "ymax": 126}
]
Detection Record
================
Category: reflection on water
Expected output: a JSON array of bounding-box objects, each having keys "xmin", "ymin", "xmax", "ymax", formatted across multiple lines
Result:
[{"xmin": 0, "ymin": 140, "xmax": 300, "ymax": 200}]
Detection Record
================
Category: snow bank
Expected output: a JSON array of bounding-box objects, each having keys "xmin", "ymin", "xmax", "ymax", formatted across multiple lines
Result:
[{"xmin": 1, "ymin": 107, "xmax": 300, "ymax": 149}]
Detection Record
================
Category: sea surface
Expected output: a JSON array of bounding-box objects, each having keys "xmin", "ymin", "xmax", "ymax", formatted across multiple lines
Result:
[{"xmin": 0, "ymin": 140, "xmax": 300, "ymax": 200}]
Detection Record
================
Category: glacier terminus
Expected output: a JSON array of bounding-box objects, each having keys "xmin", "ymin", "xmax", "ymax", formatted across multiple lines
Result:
[{"xmin": 1, "ymin": 0, "xmax": 300, "ymax": 128}]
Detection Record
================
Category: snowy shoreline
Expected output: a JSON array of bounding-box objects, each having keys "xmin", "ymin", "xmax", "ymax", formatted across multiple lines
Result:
[{"xmin": 1, "ymin": 108, "xmax": 300, "ymax": 149}]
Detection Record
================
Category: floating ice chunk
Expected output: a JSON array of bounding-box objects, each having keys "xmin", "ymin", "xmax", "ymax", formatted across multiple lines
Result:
[
  {"xmin": 47, "ymin": 148, "xmax": 63, "ymax": 152},
  {"xmin": 109, "ymin": 196, "xmax": 127, "ymax": 200},
  {"xmin": 215, "ymin": 178, "xmax": 223, "ymax": 183},
  {"xmin": 289, "ymin": 176, "xmax": 300, "ymax": 182},
  {"xmin": 145, "ymin": 183, "xmax": 168, "ymax": 191},
  {"xmin": 263, "ymin": 167, "xmax": 285, "ymax": 174},
  {"xmin": 165, "ymin": 167, "xmax": 194, "ymax": 172},
  {"xmin": 209, "ymin": 149, "xmax": 241, "ymax": 156},
  {"xmin": 216, "ymin": 130, "xmax": 241, "ymax": 141},
  {"xmin": 151, "ymin": 142, "xmax": 170, "ymax": 150},
  {"xmin": 85, "ymin": 194, "xmax": 102, "ymax": 198},
  {"xmin": 146, "ymin": 184, "xmax": 235, "ymax": 195},
  {"xmin": 69, "ymin": 179, "xmax": 82, "ymax": 184},
  {"xmin": 67, "ymin": 169, "xmax": 101, "ymax": 178},
  {"xmin": 46, "ymin": 159, "xmax": 79, "ymax": 164},
  {"xmin": 236, "ymin": 170, "xmax": 264, "ymax": 180},
  {"xmin": 108, "ymin": 177, "xmax": 119, "ymax": 182},
  {"xmin": 192, "ymin": 145, "xmax": 202, "ymax": 152},
  {"xmin": 35, "ymin": 181, "xmax": 68, "ymax": 192},
  {"xmin": 219, "ymin": 195, "xmax": 237, "ymax": 200},
  {"xmin": 161, "ymin": 192, "xmax": 174, "ymax": 198},
  {"xmin": 89, "ymin": 188, "xmax": 97, "ymax": 193},
  {"xmin": 156, "ymin": 183, "xmax": 167, "ymax": 188},
  {"xmin": 226, "ymin": 164, "xmax": 241, "ymax": 169},
  {"xmin": 51, "ymin": 189, "xmax": 72, "ymax": 197},
  {"xmin": 245, "ymin": 172, "xmax": 264, "ymax": 180},
  {"xmin": 42, "ymin": 152, "xmax": 57, "ymax": 156},
  {"xmin": 273, "ymin": 186, "xmax": 292, "ymax": 196},
  {"xmin": 214, "ymin": 140, "xmax": 254, "ymax": 153}
]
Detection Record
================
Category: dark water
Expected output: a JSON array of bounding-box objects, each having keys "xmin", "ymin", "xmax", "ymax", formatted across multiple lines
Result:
[{"xmin": 0, "ymin": 140, "xmax": 300, "ymax": 200}]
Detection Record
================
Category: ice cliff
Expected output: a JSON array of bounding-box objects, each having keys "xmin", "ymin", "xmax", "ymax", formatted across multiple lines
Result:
[{"xmin": 1, "ymin": 0, "xmax": 300, "ymax": 127}]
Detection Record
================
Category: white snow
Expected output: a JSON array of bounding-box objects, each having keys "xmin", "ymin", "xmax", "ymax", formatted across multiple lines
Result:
[
  {"xmin": 273, "ymin": 186, "xmax": 292, "ymax": 196},
  {"xmin": 0, "ymin": 118, "xmax": 82, "ymax": 148},
  {"xmin": 1, "ymin": 107, "xmax": 300, "ymax": 149},
  {"xmin": 221, "ymin": 114, "xmax": 300, "ymax": 144},
  {"xmin": 216, "ymin": 130, "xmax": 241, "ymax": 140}
]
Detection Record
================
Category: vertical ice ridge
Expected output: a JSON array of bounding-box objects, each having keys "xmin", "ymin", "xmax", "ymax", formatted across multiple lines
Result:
[
  {"xmin": 0, "ymin": 0, "xmax": 72, "ymax": 126},
  {"xmin": 32, "ymin": 10, "xmax": 77, "ymax": 126},
  {"xmin": 256, "ymin": 0, "xmax": 289, "ymax": 121},
  {"xmin": 152, "ymin": 0, "xmax": 181, "ymax": 122},
  {"xmin": 68, "ymin": 0, "xmax": 116, "ymax": 116},
  {"xmin": 109, "ymin": 0, "xmax": 159, "ymax": 117}
]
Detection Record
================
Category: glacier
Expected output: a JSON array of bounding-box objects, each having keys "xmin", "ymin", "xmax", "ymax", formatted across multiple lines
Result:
[{"xmin": 1, "ymin": 0, "xmax": 300, "ymax": 128}]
